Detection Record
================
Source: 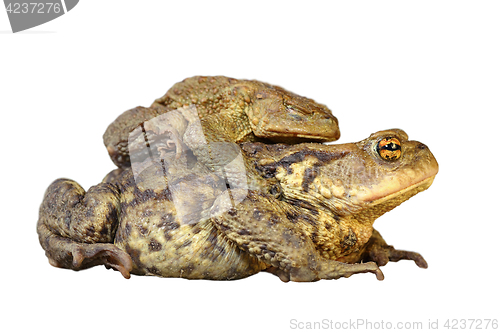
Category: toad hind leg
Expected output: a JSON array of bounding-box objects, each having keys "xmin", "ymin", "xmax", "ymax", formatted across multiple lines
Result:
[
  {"xmin": 37, "ymin": 179, "xmax": 132, "ymax": 278},
  {"xmin": 210, "ymin": 189, "xmax": 384, "ymax": 282}
]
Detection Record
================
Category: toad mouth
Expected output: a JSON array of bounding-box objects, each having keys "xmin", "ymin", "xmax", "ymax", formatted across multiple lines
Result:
[{"xmin": 367, "ymin": 174, "xmax": 437, "ymax": 206}]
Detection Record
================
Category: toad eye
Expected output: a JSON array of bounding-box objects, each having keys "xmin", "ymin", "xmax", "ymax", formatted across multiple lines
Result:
[
  {"xmin": 377, "ymin": 137, "xmax": 402, "ymax": 161},
  {"xmin": 284, "ymin": 100, "xmax": 311, "ymax": 120},
  {"xmin": 283, "ymin": 104, "xmax": 304, "ymax": 120}
]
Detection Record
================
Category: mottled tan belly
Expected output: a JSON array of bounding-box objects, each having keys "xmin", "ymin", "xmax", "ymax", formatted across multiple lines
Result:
[{"xmin": 115, "ymin": 215, "xmax": 265, "ymax": 280}]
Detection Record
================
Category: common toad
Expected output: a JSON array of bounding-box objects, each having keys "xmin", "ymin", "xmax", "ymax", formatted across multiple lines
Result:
[
  {"xmin": 103, "ymin": 76, "xmax": 340, "ymax": 168},
  {"xmin": 38, "ymin": 126, "xmax": 438, "ymax": 281}
]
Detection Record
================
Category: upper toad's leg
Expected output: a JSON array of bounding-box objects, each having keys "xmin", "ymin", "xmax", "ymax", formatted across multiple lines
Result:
[
  {"xmin": 103, "ymin": 105, "xmax": 171, "ymax": 168},
  {"xmin": 210, "ymin": 189, "xmax": 384, "ymax": 282},
  {"xmin": 338, "ymin": 229, "xmax": 427, "ymax": 268},
  {"xmin": 37, "ymin": 179, "xmax": 132, "ymax": 278}
]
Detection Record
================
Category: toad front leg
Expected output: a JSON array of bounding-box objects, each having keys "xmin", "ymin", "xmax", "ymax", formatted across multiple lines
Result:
[
  {"xmin": 210, "ymin": 189, "xmax": 384, "ymax": 282},
  {"xmin": 338, "ymin": 229, "xmax": 427, "ymax": 269},
  {"xmin": 362, "ymin": 229, "xmax": 428, "ymax": 268},
  {"xmin": 37, "ymin": 179, "xmax": 132, "ymax": 278}
]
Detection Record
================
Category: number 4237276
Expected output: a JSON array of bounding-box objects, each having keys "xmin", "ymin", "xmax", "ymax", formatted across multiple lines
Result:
[
  {"xmin": 6, "ymin": 2, "xmax": 62, "ymax": 14},
  {"xmin": 444, "ymin": 319, "xmax": 498, "ymax": 330}
]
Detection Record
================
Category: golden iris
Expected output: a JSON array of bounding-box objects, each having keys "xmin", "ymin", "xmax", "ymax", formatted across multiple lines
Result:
[{"xmin": 377, "ymin": 137, "xmax": 402, "ymax": 161}]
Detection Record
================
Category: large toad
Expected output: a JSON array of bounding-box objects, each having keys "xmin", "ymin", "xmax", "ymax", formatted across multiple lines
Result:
[{"xmin": 37, "ymin": 127, "xmax": 438, "ymax": 281}]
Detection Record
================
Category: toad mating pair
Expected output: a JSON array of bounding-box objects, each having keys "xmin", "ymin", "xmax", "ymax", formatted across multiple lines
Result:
[{"xmin": 37, "ymin": 76, "xmax": 438, "ymax": 282}]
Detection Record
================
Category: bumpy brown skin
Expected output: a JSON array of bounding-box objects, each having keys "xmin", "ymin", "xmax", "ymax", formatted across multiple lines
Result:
[
  {"xmin": 37, "ymin": 129, "xmax": 438, "ymax": 281},
  {"xmin": 103, "ymin": 76, "xmax": 340, "ymax": 168}
]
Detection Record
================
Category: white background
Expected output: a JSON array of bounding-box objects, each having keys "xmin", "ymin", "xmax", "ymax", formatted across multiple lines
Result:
[{"xmin": 1, "ymin": 1, "xmax": 499, "ymax": 332}]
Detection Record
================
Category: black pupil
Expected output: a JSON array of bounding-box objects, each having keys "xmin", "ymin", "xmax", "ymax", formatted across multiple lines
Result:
[{"xmin": 382, "ymin": 142, "xmax": 401, "ymax": 151}]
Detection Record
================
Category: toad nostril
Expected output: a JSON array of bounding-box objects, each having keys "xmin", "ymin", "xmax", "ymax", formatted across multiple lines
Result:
[{"xmin": 418, "ymin": 144, "xmax": 427, "ymax": 150}]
